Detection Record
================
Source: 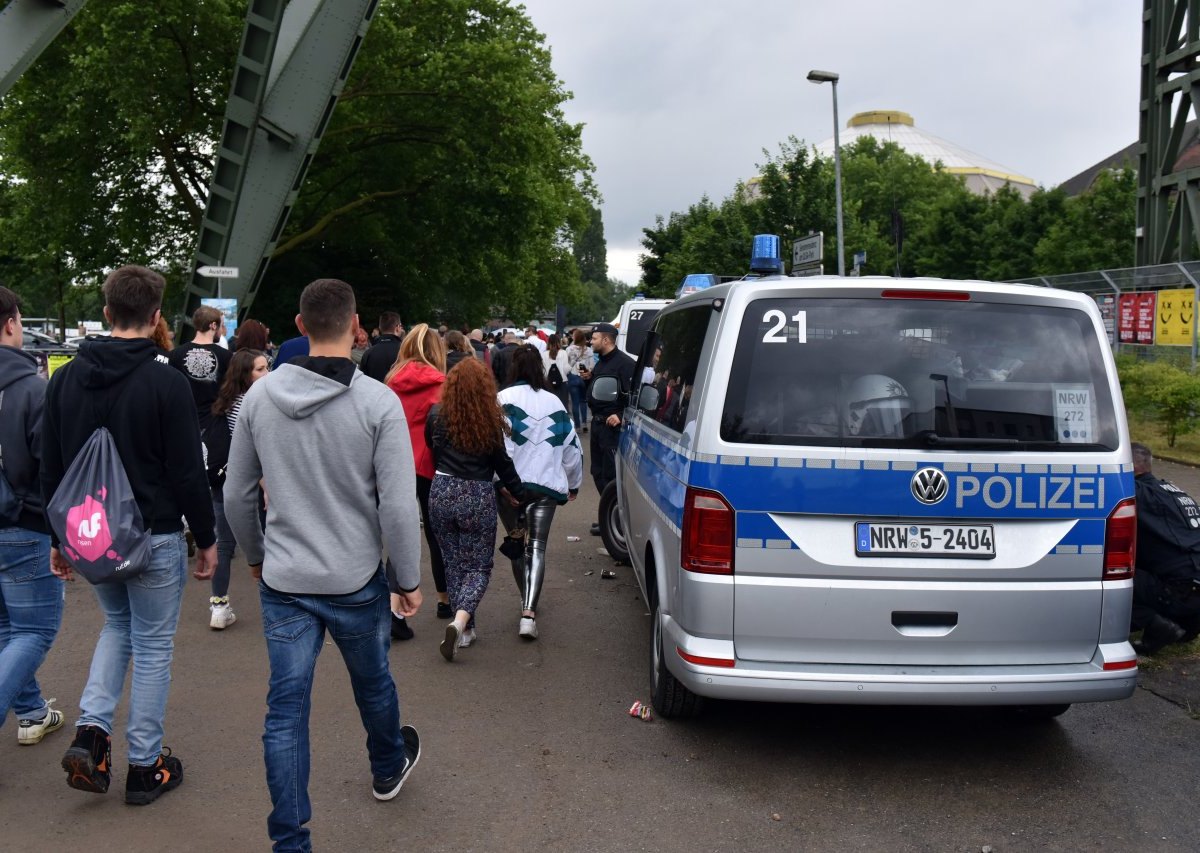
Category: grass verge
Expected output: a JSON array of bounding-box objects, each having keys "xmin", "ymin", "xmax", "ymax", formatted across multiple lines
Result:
[{"xmin": 1128, "ymin": 414, "xmax": 1200, "ymax": 467}]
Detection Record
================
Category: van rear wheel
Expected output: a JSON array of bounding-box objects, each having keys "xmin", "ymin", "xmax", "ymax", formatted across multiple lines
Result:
[
  {"xmin": 599, "ymin": 482, "xmax": 629, "ymax": 564},
  {"xmin": 649, "ymin": 591, "xmax": 703, "ymax": 719}
]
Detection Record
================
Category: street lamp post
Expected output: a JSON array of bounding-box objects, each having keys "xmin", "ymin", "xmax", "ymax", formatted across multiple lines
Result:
[{"xmin": 807, "ymin": 69, "xmax": 845, "ymax": 276}]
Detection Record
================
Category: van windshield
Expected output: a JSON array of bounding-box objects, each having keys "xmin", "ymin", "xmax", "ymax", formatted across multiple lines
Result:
[{"xmin": 720, "ymin": 297, "xmax": 1119, "ymax": 450}]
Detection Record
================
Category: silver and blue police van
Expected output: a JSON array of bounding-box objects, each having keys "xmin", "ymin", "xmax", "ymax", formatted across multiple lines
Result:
[{"xmin": 593, "ymin": 237, "xmax": 1138, "ymax": 718}]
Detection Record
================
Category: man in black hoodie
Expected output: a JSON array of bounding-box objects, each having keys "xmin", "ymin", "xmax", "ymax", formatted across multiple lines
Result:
[
  {"xmin": 41, "ymin": 265, "xmax": 217, "ymax": 805},
  {"xmin": 0, "ymin": 286, "xmax": 65, "ymax": 747}
]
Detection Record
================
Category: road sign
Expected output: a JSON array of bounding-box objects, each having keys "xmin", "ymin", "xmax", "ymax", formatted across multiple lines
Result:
[
  {"xmin": 197, "ymin": 265, "xmax": 239, "ymax": 278},
  {"xmin": 793, "ymin": 264, "xmax": 824, "ymax": 278},
  {"xmin": 792, "ymin": 233, "xmax": 823, "ymax": 268}
]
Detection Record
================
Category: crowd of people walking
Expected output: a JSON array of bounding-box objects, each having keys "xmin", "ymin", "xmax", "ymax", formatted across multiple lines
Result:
[{"xmin": 0, "ymin": 270, "xmax": 596, "ymax": 852}]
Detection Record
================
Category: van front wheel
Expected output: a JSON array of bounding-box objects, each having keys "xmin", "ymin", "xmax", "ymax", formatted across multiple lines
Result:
[
  {"xmin": 649, "ymin": 592, "xmax": 703, "ymax": 719},
  {"xmin": 599, "ymin": 482, "xmax": 629, "ymax": 564}
]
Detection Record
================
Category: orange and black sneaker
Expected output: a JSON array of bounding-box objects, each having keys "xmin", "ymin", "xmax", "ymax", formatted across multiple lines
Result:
[
  {"xmin": 124, "ymin": 748, "xmax": 183, "ymax": 805},
  {"xmin": 61, "ymin": 725, "xmax": 112, "ymax": 794}
]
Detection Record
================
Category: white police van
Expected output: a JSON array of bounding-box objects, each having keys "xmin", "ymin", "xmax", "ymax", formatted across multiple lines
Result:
[
  {"xmin": 615, "ymin": 297, "xmax": 672, "ymax": 360},
  {"xmin": 593, "ymin": 237, "xmax": 1138, "ymax": 718}
]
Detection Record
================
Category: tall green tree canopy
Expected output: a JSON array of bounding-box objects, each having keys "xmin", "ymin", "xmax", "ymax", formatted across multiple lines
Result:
[
  {"xmin": 574, "ymin": 203, "xmax": 608, "ymax": 285},
  {"xmin": 639, "ymin": 134, "xmax": 1136, "ymax": 291},
  {"xmin": 0, "ymin": 0, "xmax": 595, "ymax": 332}
]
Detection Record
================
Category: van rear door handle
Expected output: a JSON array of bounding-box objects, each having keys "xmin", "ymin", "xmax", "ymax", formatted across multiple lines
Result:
[{"xmin": 891, "ymin": 611, "xmax": 958, "ymax": 637}]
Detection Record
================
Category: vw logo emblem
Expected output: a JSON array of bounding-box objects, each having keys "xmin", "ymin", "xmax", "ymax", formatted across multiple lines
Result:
[{"xmin": 911, "ymin": 467, "xmax": 949, "ymax": 505}]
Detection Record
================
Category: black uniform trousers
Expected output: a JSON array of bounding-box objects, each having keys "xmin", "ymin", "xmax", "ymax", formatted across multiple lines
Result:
[
  {"xmin": 590, "ymin": 419, "xmax": 620, "ymax": 494},
  {"xmin": 1132, "ymin": 570, "xmax": 1200, "ymax": 636}
]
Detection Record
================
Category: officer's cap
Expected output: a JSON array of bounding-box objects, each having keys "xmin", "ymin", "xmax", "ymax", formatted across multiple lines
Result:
[{"xmin": 592, "ymin": 322, "xmax": 619, "ymax": 337}]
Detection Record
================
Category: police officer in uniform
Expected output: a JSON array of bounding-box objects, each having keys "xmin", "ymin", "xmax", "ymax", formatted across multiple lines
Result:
[
  {"xmin": 580, "ymin": 322, "xmax": 636, "ymax": 536},
  {"xmin": 1131, "ymin": 443, "xmax": 1200, "ymax": 654}
]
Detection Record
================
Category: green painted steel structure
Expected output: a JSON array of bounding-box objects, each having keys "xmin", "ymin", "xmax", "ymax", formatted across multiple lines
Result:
[
  {"xmin": 184, "ymin": 0, "xmax": 380, "ymax": 320},
  {"xmin": 1138, "ymin": 0, "xmax": 1200, "ymax": 265},
  {"xmin": 0, "ymin": 0, "xmax": 88, "ymax": 97},
  {"xmin": 1, "ymin": 0, "xmax": 380, "ymax": 322}
]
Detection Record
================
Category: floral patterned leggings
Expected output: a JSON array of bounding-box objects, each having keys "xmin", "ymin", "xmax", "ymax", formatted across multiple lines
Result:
[{"xmin": 428, "ymin": 475, "xmax": 498, "ymax": 630}]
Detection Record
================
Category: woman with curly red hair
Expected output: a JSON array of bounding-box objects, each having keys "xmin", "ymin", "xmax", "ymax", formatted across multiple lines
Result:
[{"xmin": 425, "ymin": 357, "xmax": 524, "ymax": 660}]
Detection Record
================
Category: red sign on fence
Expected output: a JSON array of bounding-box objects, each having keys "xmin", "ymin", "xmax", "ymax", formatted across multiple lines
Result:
[{"xmin": 1118, "ymin": 291, "xmax": 1157, "ymax": 345}]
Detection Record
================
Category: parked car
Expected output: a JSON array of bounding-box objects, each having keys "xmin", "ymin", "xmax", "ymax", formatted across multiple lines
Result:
[{"xmin": 22, "ymin": 330, "xmax": 76, "ymax": 351}]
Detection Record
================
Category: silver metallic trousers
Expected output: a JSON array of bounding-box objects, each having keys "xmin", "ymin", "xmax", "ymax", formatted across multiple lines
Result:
[{"xmin": 498, "ymin": 495, "xmax": 558, "ymax": 613}]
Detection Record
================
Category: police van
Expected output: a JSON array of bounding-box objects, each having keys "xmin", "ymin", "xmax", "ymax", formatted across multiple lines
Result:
[
  {"xmin": 593, "ymin": 240, "xmax": 1138, "ymax": 719},
  {"xmin": 615, "ymin": 297, "xmax": 672, "ymax": 359}
]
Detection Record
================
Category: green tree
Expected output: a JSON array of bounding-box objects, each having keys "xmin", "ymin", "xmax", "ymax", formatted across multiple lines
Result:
[
  {"xmin": 0, "ymin": 0, "xmax": 595, "ymax": 334},
  {"xmin": 566, "ymin": 277, "xmax": 631, "ymax": 325},
  {"xmin": 640, "ymin": 208, "xmax": 692, "ymax": 295},
  {"xmin": 975, "ymin": 185, "xmax": 1066, "ymax": 282},
  {"xmin": 1119, "ymin": 358, "xmax": 1200, "ymax": 446},
  {"xmin": 1033, "ymin": 168, "xmax": 1136, "ymax": 274},
  {"xmin": 574, "ymin": 204, "xmax": 608, "ymax": 285},
  {"xmin": 752, "ymin": 137, "xmax": 833, "ymax": 266},
  {"xmin": 911, "ymin": 187, "xmax": 988, "ymax": 279}
]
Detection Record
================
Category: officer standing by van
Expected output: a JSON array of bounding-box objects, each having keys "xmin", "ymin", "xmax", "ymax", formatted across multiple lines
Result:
[
  {"xmin": 1130, "ymin": 443, "xmax": 1200, "ymax": 654},
  {"xmin": 579, "ymin": 322, "xmax": 636, "ymax": 536}
]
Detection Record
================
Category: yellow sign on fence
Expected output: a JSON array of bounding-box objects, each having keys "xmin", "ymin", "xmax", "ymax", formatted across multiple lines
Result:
[{"xmin": 1155, "ymin": 288, "xmax": 1196, "ymax": 346}]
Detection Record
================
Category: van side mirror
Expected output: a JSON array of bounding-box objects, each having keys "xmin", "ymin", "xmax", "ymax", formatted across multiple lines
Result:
[
  {"xmin": 590, "ymin": 375, "xmax": 620, "ymax": 405},
  {"xmin": 636, "ymin": 384, "xmax": 660, "ymax": 413}
]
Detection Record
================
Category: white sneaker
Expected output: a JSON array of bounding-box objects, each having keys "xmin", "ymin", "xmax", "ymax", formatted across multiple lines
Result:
[
  {"xmin": 18, "ymin": 700, "xmax": 65, "ymax": 745},
  {"xmin": 441, "ymin": 623, "xmax": 460, "ymax": 661},
  {"xmin": 209, "ymin": 598, "xmax": 237, "ymax": 630},
  {"xmin": 458, "ymin": 628, "xmax": 477, "ymax": 648},
  {"xmin": 519, "ymin": 617, "xmax": 538, "ymax": 640}
]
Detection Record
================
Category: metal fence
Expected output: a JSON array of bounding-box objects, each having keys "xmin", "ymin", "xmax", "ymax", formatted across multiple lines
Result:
[{"xmin": 1010, "ymin": 262, "xmax": 1200, "ymax": 367}]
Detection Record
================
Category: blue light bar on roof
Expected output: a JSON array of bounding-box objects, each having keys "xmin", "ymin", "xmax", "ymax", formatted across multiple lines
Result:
[
  {"xmin": 677, "ymin": 273, "xmax": 719, "ymax": 298},
  {"xmin": 749, "ymin": 234, "xmax": 783, "ymax": 274}
]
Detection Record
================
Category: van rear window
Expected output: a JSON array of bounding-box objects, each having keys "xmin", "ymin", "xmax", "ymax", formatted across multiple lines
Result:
[
  {"xmin": 622, "ymin": 307, "xmax": 661, "ymax": 358},
  {"xmin": 720, "ymin": 298, "xmax": 1119, "ymax": 450}
]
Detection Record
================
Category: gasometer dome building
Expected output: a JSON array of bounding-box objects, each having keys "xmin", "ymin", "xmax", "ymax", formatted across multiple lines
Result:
[{"xmin": 813, "ymin": 110, "xmax": 1038, "ymax": 199}]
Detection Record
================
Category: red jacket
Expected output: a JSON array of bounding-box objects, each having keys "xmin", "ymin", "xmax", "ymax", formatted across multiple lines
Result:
[{"xmin": 387, "ymin": 362, "xmax": 445, "ymax": 480}]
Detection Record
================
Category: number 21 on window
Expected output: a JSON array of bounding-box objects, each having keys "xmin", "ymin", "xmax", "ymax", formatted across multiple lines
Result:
[{"xmin": 762, "ymin": 309, "xmax": 806, "ymax": 343}]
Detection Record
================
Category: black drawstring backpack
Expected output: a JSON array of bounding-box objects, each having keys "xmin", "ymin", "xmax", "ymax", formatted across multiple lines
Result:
[{"xmin": 46, "ymin": 367, "xmax": 152, "ymax": 583}]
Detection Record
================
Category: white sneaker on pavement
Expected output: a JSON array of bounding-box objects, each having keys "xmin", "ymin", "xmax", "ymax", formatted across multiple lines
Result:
[
  {"xmin": 458, "ymin": 628, "xmax": 477, "ymax": 648},
  {"xmin": 519, "ymin": 617, "xmax": 538, "ymax": 640},
  {"xmin": 18, "ymin": 700, "xmax": 65, "ymax": 745},
  {"xmin": 209, "ymin": 598, "xmax": 237, "ymax": 630}
]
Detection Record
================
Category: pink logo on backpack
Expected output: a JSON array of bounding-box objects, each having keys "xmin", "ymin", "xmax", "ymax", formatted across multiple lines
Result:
[{"xmin": 65, "ymin": 492, "xmax": 114, "ymax": 563}]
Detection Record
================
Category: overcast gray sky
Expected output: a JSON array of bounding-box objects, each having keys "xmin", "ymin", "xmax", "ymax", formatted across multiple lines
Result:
[{"xmin": 517, "ymin": 0, "xmax": 1141, "ymax": 285}]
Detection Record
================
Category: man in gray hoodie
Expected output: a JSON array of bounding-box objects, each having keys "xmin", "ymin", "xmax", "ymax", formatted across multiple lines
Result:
[
  {"xmin": 224, "ymin": 278, "xmax": 423, "ymax": 852},
  {"xmin": 0, "ymin": 286, "xmax": 64, "ymax": 746}
]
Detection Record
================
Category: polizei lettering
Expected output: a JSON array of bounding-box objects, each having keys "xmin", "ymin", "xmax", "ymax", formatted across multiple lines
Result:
[{"xmin": 954, "ymin": 475, "xmax": 1105, "ymax": 510}]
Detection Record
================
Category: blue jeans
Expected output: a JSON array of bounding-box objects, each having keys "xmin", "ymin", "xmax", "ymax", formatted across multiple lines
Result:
[
  {"xmin": 259, "ymin": 568, "xmax": 406, "ymax": 852},
  {"xmin": 0, "ymin": 527, "xmax": 62, "ymax": 726},
  {"xmin": 212, "ymin": 492, "xmax": 236, "ymax": 598},
  {"xmin": 78, "ymin": 532, "xmax": 186, "ymax": 765},
  {"xmin": 568, "ymin": 373, "xmax": 588, "ymax": 427}
]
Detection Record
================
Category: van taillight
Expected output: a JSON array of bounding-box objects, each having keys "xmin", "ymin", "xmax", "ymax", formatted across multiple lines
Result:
[
  {"xmin": 1103, "ymin": 498, "xmax": 1136, "ymax": 580},
  {"xmin": 682, "ymin": 487, "xmax": 734, "ymax": 574}
]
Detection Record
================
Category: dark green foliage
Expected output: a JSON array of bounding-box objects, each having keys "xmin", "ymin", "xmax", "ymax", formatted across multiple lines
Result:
[
  {"xmin": 1118, "ymin": 354, "xmax": 1200, "ymax": 447},
  {"xmin": 0, "ymin": 0, "xmax": 595, "ymax": 334},
  {"xmin": 639, "ymin": 134, "xmax": 1138, "ymax": 291}
]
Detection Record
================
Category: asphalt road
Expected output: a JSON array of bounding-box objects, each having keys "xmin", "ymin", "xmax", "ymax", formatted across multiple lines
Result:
[{"xmin": 2, "ymin": 454, "xmax": 1198, "ymax": 852}]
